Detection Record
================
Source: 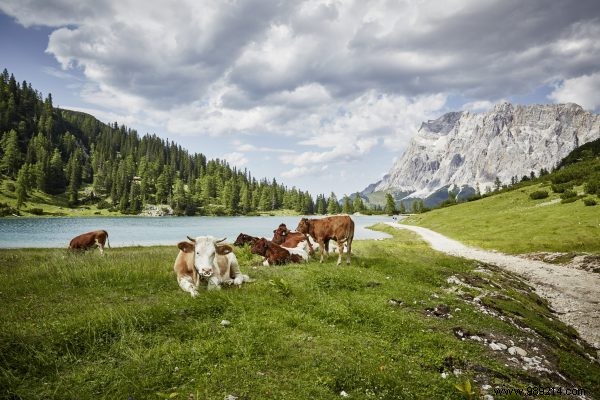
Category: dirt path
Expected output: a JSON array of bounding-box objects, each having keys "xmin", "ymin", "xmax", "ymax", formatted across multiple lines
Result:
[{"xmin": 386, "ymin": 222, "xmax": 600, "ymax": 347}]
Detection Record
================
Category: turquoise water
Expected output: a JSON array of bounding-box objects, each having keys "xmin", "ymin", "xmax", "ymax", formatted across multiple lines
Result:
[{"xmin": 0, "ymin": 215, "xmax": 392, "ymax": 248}]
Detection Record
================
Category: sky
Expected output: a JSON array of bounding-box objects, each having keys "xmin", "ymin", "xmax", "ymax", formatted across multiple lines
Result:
[{"xmin": 1, "ymin": 0, "xmax": 600, "ymax": 198}]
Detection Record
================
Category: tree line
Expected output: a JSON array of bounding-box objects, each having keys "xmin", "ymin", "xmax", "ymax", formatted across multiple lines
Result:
[{"xmin": 0, "ymin": 69, "xmax": 372, "ymax": 216}]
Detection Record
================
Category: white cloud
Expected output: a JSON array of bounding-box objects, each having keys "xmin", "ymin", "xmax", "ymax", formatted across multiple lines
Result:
[
  {"xmin": 221, "ymin": 152, "xmax": 248, "ymax": 168},
  {"xmin": 548, "ymin": 72, "xmax": 600, "ymax": 111}
]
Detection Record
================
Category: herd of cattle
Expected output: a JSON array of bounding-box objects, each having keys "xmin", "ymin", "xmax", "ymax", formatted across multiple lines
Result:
[{"xmin": 68, "ymin": 215, "xmax": 355, "ymax": 297}]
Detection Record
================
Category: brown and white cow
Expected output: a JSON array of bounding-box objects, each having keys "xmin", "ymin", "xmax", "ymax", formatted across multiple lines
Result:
[
  {"xmin": 296, "ymin": 215, "xmax": 354, "ymax": 265},
  {"xmin": 174, "ymin": 236, "xmax": 252, "ymax": 296},
  {"xmin": 250, "ymin": 238, "xmax": 306, "ymax": 266},
  {"xmin": 271, "ymin": 223, "xmax": 314, "ymax": 255},
  {"xmin": 69, "ymin": 230, "xmax": 110, "ymax": 255}
]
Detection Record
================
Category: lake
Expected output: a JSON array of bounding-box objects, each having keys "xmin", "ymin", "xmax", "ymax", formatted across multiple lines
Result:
[{"xmin": 0, "ymin": 215, "xmax": 393, "ymax": 248}]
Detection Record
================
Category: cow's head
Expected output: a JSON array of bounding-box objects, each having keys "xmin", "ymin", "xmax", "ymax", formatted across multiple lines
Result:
[
  {"xmin": 179, "ymin": 236, "xmax": 232, "ymax": 278},
  {"xmin": 296, "ymin": 218, "xmax": 310, "ymax": 234},
  {"xmin": 234, "ymin": 233, "xmax": 258, "ymax": 247},
  {"xmin": 250, "ymin": 238, "xmax": 269, "ymax": 256},
  {"xmin": 271, "ymin": 223, "xmax": 289, "ymax": 244}
]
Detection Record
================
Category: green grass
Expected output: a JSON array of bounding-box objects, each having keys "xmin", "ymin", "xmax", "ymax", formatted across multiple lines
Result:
[
  {"xmin": 0, "ymin": 179, "xmax": 120, "ymax": 217},
  {"xmin": 1, "ymin": 225, "xmax": 598, "ymax": 399},
  {"xmin": 405, "ymin": 183, "xmax": 600, "ymax": 254}
]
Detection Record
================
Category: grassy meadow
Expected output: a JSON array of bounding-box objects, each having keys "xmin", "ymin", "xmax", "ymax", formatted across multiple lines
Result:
[
  {"xmin": 1, "ymin": 225, "xmax": 599, "ymax": 399},
  {"xmin": 405, "ymin": 183, "xmax": 600, "ymax": 254}
]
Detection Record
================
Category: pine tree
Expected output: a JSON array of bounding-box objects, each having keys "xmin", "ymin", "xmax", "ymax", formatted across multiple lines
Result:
[
  {"xmin": 327, "ymin": 192, "xmax": 339, "ymax": 214},
  {"xmin": 352, "ymin": 193, "xmax": 365, "ymax": 213},
  {"xmin": 15, "ymin": 164, "xmax": 28, "ymax": 209},
  {"xmin": 342, "ymin": 195, "xmax": 353, "ymax": 214},
  {"xmin": 45, "ymin": 148, "xmax": 66, "ymax": 194},
  {"xmin": 1, "ymin": 129, "xmax": 21, "ymax": 178},
  {"xmin": 398, "ymin": 201, "xmax": 406, "ymax": 214},
  {"xmin": 384, "ymin": 193, "xmax": 397, "ymax": 215}
]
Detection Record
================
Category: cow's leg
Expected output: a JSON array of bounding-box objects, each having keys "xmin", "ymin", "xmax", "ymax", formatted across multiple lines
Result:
[
  {"xmin": 318, "ymin": 240, "xmax": 325, "ymax": 263},
  {"xmin": 346, "ymin": 239, "xmax": 352, "ymax": 265},
  {"xmin": 95, "ymin": 238, "xmax": 104, "ymax": 255},
  {"xmin": 336, "ymin": 241, "xmax": 344, "ymax": 265},
  {"xmin": 178, "ymin": 275, "xmax": 199, "ymax": 297},
  {"xmin": 207, "ymin": 276, "xmax": 222, "ymax": 291}
]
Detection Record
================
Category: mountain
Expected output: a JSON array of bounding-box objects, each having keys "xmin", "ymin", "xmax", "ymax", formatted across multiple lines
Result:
[{"xmin": 366, "ymin": 102, "xmax": 600, "ymax": 203}]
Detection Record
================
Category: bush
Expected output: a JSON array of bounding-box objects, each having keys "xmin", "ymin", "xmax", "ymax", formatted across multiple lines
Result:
[
  {"xmin": 551, "ymin": 183, "xmax": 573, "ymax": 193},
  {"xmin": 96, "ymin": 199, "xmax": 111, "ymax": 209},
  {"xmin": 5, "ymin": 182, "xmax": 15, "ymax": 192},
  {"xmin": 27, "ymin": 208, "xmax": 45, "ymax": 215},
  {"xmin": 0, "ymin": 202, "xmax": 20, "ymax": 217},
  {"xmin": 583, "ymin": 198, "xmax": 597, "ymax": 206},
  {"xmin": 529, "ymin": 190, "xmax": 549, "ymax": 200},
  {"xmin": 560, "ymin": 189, "xmax": 577, "ymax": 200}
]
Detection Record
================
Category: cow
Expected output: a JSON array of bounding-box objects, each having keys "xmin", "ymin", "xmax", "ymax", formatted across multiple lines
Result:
[
  {"xmin": 233, "ymin": 233, "xmax": 260, "ymax": 247},
  {"xmin": 250, "ymin": 238, "xmax": 306, "ymax": 266},
  {"xmin": 174, "ymin": 236, "xmax": 252, "ymax": 296},
  {"xmin": 69, "ymin": 230, "xmax": 110, "ymax": 255},
  {"xmin": 296, "ymin": 215, "xmax": 354, "ymax": 265},
  {"xmin": 271, "ymin": 223, "xmax": 314, "ymax": 255}
]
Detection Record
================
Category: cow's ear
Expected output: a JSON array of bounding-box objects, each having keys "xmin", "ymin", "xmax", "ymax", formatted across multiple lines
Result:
[
  {"xmin": 178, "ymin": 241, "xmax": 194, "ymax": 253},
  {"xmin": 216, "ymin": 244, "xmax": 233, "ymax": 255}
]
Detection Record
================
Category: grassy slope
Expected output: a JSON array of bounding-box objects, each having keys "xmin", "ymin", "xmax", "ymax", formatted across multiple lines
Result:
[
  {"xmin": 405, "ymin": 183, "xmax": 600, "ymax": 254},
  {"xmin": 1, "ymin": 225, "xmax": 598, "ymax": 399}
]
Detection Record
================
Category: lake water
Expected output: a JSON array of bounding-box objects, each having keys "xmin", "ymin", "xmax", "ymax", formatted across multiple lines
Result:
[{"xmin": 0, "ymin": 215, "xmax": 393, "ymax": 248}]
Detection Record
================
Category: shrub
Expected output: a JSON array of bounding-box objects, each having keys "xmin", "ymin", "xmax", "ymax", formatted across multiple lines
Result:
[
  {"xmin": 560, "ymin": 189, "xmax": 577, "ymax": 200},
  {"xmin": 583, "ymin": 198, "xmax": 597, "ymax": 206},
  {"xmin": 551, "ymin": 183, "xmax": 573, "ymax": 193},
  {"xmin": 96, "ymin": 199, "xmax": 111, "ymax": 209},
  {"xmin": 5, "ymin": 182, "xmax": 15, "ymax": 192},
  {"xmin": 529, "ymin": 190, "xmax": 549, "ymax": 200},
  {"xmin": 27, "ymin": 208, "xmax": 45, "ymax": 215}
]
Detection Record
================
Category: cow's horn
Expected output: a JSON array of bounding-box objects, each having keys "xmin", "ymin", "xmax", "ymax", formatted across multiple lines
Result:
[
  {"xmin": 187, "ymin": 236, "xmax": 196, "ymax": 242},
  {"xmin": 214, "ymin": 237, "xmax": 227, "ymax": 244}
]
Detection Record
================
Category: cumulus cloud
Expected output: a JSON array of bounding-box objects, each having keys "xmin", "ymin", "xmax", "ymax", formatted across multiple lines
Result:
[
  {"xmin": 221, "ymin": 152, "xmax": 248, "ymax": 168},
  {"xmin": 548, "ymin": 72, "xmax": 600, "ymax": 111},
  {"xmin": 2, "ymin": 0, "xmax": 600, "ymax": 186}
]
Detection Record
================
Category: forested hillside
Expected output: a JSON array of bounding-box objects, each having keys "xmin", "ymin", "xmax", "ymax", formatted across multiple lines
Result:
[{"xmin": 0, "ymin": 69, "xmax": 369, "ymax": 216}]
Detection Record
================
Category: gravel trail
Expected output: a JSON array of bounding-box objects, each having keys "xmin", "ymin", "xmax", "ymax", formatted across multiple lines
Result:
[{"xmin": 387, "ymin": 222, "xmax": 600, "ymax": 347}]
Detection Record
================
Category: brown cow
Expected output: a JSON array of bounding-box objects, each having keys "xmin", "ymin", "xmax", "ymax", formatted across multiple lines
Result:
[
  {"xmin": 271, "ymin": 223, "xmax": 314, "ymax": 255},
  {"xmin": 69, "ymin": 230, "xmax": 110, "ymax": 255},
  {"xmin": 296, "ymin": 215, "xmax": 354, "ymax": 265},
  {"xmin": 233, "ymin": 233, "xmax": 260, "ymax": 247},
  {"xmin": 251, "ymin": 238, "xmax": 304, "ymax": 266}
]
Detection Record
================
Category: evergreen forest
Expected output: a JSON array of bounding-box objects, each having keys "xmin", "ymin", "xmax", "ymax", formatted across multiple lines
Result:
[{"xmin": 0, "ymin": 69, "xmax": 369, "ymax": 216}]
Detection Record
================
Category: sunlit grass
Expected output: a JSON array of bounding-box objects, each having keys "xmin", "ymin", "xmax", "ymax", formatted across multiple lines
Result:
[{"xmin": 1, "ymin": 225, "xmax": 598, "ymax": 399}]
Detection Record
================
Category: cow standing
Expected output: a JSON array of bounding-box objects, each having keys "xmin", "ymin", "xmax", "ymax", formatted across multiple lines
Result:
[
  {"xmin": 174, "ymin": 236, "xmax": 252, "ymax": 296},
  {"xmin": 69, "ymin": 230, "xmax": 110, "ymax": 255},
  {"xmin": 296, "ymin": 215, "xmax": 354, "ymax": 265}
]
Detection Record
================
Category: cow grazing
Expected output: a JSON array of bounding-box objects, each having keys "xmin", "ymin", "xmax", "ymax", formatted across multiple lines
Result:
[
  {"xmin": 296, "ymin": 215, "xmax": 354, "ymax": 265},
  {"xmin": 251, "ymin": 238, "xmax": 305, "ymax": 266},
  {"xmin": 271, "ymin": 223, "xmax": 314, "ymax": 255},
  {"xmin": 69, "ymin": 230, "xmax": 110, "ymax": 255},
  {"xmin": 233, "ymin": 233, "xmax": 260, "ymax": 247},
  {"xmin": 174, "ymin": 236, "xmax": 252, "ymax": 296}
]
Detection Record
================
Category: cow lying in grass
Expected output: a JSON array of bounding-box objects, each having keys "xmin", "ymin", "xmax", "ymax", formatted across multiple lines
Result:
[
  {"xmin": 233, "ymin": 233, "xmax": 259, "ymax": 247},
  {"xmin": 271, "ymin": 223, "xmax": 314, "ymax": 255},
  {"xmin": 69, "ymin": 230, "xmax": 110, "ymax": 255},
  {"xmin": 174, "ymin": 236, "xmax": 252, "ymax": 296},
  {"xmin": 250, "ymin": 238, "xmax": 307, "ymax": 266}
]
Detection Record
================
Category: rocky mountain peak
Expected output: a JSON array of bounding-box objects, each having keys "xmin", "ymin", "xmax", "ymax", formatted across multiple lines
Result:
[{"xmin": 366, "ymin": 102, "xmax": 600, "ymax": 201}]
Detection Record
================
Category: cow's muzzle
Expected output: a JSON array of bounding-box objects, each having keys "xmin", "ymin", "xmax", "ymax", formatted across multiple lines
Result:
[{"xmin": 197, "ymin": 267, "xmax": 213, "ymax": 277}]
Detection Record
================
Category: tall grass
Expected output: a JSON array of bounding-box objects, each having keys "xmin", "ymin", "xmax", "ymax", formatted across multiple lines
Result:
[{"xmin": 1, "ymin": 226, "xmax": 598, "ymax": 399}]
